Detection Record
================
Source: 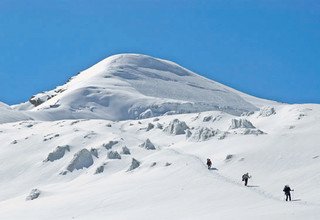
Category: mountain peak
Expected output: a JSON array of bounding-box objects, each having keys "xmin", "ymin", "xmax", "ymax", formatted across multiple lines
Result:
[{"xmin": 13, "ymin": 54, "xmax": 275, "ymax": 121}]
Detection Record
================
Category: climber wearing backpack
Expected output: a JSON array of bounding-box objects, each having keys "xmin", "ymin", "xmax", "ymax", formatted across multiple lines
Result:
[
  {"xmin": 283, "ymin": 185, "xmax": 294, "ymax": 201},
  {"xmin": 242, "ymin": 173, "xmax": 251, "ymax": 186},
  {"xmin": 206, "ymin": 158, "xmax": 212, "ymax": 170}
]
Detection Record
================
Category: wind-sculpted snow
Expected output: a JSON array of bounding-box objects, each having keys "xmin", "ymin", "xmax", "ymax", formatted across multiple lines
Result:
[
  {"xmin": 26, "ymin": 189, "xmax": 41, "ymax": 201},
  {"xmin": 229, "ymin": 119, "xmax": 255, "ymax": 129},
  {"xmin": 259, "ymin": 106, "xmax": 276, "ymax": 117},
  {"xmin": 9, "ymin": 53, "xmax": 277, "ymax": 122},
  {"xmin": 64, "ymin": 149, "xmax": 94, "ymax": 173},
  {"xmin": 121, "ymin": 146, "xmax": 131, "ymax": 155},
  {"xmin": 188, "ymin": 127, "xmax": 227, "ymax": 141},
  {"xmin": 127, "ymin": 158, "xmax": 141, "ymax": 171},
  {"xmin": 139, "ymin": 139, "xmax": 156, "ymax": 150},
  {"xmin": 229, "ymin": 119, "xmax": 265, "ymax": 135},
  {"xmin": 163, "ymin": 119, "xmax": 189, "ymax": 135},
  {"xmin": 107, "ymin": 151, "xmax": 121, "ymax": 159},
  {"xmin": 44, "ymin": 145, "xmax": 70, "ymax": 162},
  {"xmin": 0, "ymin": 104, "xmax": 319, "ymax": 219}
]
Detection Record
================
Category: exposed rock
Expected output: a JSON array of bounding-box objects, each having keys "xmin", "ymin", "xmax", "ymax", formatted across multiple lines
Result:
[
  {"xmin": 66, "ymin": 149, "xmax": 94, "ymax": 172},
  {"xmin": 165, "ymin": 162, "xmax": 172, "ymax": 166},
  {"xmin": 106, "ymin": 123, "xmax": 112, "ymax": 127},
  {"xmin": 11, "ymin": 140, "xmax": 18, "ymax": 145},
  {"xmin": 229, "ymin": 119, "xmax": 255, "ymax": 129},
  {"xmin": 121, "ymin": 146, "xmax": 131, "ymax": 155},
  {"xmin": 185, "ymin": 129, "xmax": 192, "ymax": 138},
  {"xmin": 225, "ymin": 154, "xmax": 234, "ymax": 161},
  {"xmin": 156, "ymin": 123, "xmax": 163, "ymax": 129},
  {"xmin": 203, "ymin": 115, "xmax": 213, "ymax": 122},
  {"xmin": 163, "ymin": 119, "xmax": 189, "ymax": 135},
  {"xmin": 26, "ymin": 189, "xmax": 41, "ymax": 201},
  {"xmin": 241, "ymin": 111, "xmax": 255, "ymax": 117},
  {"xmin": 43, "ymin": 134, "xmax": 60, "ymax": 142},
  {"xmin": 150, "ymin": 162, "xmax": 157, "ymax": 167},
  {"xmin": 139, "ymin": 139, "xmax": 156, "ymax": 150},
  {"xmin": 146, "ymin": 123, "xmax": 155, "ymax": 131},
  {"xmin": 242, "ymin": 128, "xmax": 265, "ymax": 135},
  {"xmin": 94, "ymin": 165, "xmax": 105, "ymax": 174},
  {"xmin": 259, "ymin": 106, "xmax": 276, "ymax": 117},
  {"xmin": 90, "ymin": 148, "xmax": 99, "ymax": 158},
  {"xmin": 127, "ymin": 158, "xmax": 141, "ymax": 171},
  {"xmin": 107, "ymin": 151, "xmax": 121, "ymax": 159},
  {"xmin": 153, "ymin": 118, "xmax": 160, "ymax": 122},
  {"xmin": 44, "ymin": 145, "xmax": 70, "ymax": 162},
  {"xmin": 103, "ymin": 141, "xmax": 119, "ymax": 150}
]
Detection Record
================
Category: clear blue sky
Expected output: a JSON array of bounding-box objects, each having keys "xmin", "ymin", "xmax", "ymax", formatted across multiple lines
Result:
[{"xmin": 0, "ymin": 0, "xmax": 319, "ymax": 105}]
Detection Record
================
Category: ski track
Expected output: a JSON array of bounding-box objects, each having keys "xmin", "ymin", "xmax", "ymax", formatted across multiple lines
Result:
[
  {"xmin": 167, "ymin": 147, "xmax": 320, "ymax": 208},
  {"xmin": 118, "ymin": 122, "xmax": 320, "ymax": 208}
]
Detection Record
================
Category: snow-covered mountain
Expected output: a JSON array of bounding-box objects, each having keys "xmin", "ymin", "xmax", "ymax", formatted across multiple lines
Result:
[
  {"xmin": 14, "ymin": 54, "xmax": 276, "ymax": 121},
  {"xmin": 0, "ymin": 54, "xmax": 319, "ymax": 220}
]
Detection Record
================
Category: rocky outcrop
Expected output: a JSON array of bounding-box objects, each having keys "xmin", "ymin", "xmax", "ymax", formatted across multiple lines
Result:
[
  {"xmin": 65, "ymin": 149, "xmax": 94, "ymax": 172},
  {"xmin": 127, "ymin": 158, "xmax": 141, "ymax": 171},
  {"xmin": 107, "ymin": 151, "xmax": 121, "ymax": 159},
  {"xmin": 139, "ymin": 139, "xmax": 156, "ymax": 150},
  {"xmin": 44, "ymin": 145, "xmax": 70, "ymax": 162}
]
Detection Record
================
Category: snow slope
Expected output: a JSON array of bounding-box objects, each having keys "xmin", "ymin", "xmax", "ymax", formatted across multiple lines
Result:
[
  {"xmin": 0, "ymin": 102, "xmax": 31, "ymax": 124},
  {"xmin": 1, "ymin": 53, "xmax": 318, "ymax": 220},
  {"xmin": 13, "ymin": 54, "xmax": 277, "ymax": 121},
  {"xmin": 0, "ymin": 104, "xmax": 319, "ymax": 219}
]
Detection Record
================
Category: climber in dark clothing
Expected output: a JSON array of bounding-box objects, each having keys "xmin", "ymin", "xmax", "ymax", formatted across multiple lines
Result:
[
  {"xmin": 206, "ymin": 158, "xmax": 212, "ymax": 170},
  {"xmin": 283, "ymin": 185, "xmax": 294, "ymax": 201},
  {"xmin": 242, "ymin": 173, "xmax": 251, "ymax": 186}
]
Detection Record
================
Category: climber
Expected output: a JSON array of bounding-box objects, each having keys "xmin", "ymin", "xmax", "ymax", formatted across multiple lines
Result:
[
  {"xmin": 242, "ymin": 173, "xmax": 251, "ymax": 186},
  {"xmin": 206, "ymin": 158, "xmax": 212, "ymax": 170},
  {"xmin": 283, "ymin": 185, "xmax": 294, "ymax": 201}
]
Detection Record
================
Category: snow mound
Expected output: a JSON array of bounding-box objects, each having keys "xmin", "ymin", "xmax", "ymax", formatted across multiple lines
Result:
[
  {"xmin": 163, "ymin": 119, "xmax": 189, "ymax": 135},
  {"xmin": 139, "ymin": 139, "xmax": 156, "ymax": 150},
  {"xmin": 44, "ymin": 145, "xmax": 70, "ymax": 162},
  {"xmin": 65, "ymin": 149, "xmax": 94, "ymax": 173}
]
